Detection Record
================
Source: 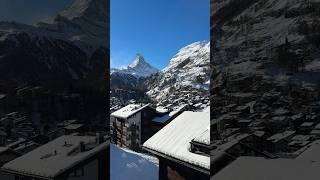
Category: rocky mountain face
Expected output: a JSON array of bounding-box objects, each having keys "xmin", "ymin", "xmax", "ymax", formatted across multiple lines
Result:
[
  {"xmin": 110, "ymin": 72, "xmax": 144, "ymax": 90},
  {"xmin": 40, "ymin": 0, "xmax": 108, "ymax": 52},
  {"xmin": 145, "ymin": 41, "xmax": 210, "ymax": 109},
  {"xmin": 111, "ymin": 54, "xmax": 158, "ymax": 78},
  {"xmin": 211, "ymin": 0, "xmax": 320, "ymax": 132},
  {"xmin": 0, "ymin": 0, "xmax": 108, "ymax": 85}
]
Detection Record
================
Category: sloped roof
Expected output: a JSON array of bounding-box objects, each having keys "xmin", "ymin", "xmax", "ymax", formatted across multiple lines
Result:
[
  {"xmin": 2, "ymin": 135, "xmax": 109, "ymax": 179},
  {"xmin": 111, "ymin": 104, "xmax": 150, "ymax": 119},
  {"xmin": 143, "ymin": 111, "xmax": 210, "ymax": 170}
]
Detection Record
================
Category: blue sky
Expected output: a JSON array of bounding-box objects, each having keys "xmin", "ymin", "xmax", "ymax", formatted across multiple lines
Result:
[
  {"xmin": 111, "ymin": 0, "xmax": 210, "ymax": 69},
  {"xmin": 0, "ymin": 0, "xmax": 72, "ymax": 25}
]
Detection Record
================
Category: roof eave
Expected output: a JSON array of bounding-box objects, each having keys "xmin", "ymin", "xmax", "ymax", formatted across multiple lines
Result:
[{"xmin": 142, "ymin": 146, "xmax": 210, "ymax": 175}]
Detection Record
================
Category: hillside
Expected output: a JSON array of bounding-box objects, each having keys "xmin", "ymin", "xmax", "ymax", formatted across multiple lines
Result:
[{"xmin": 211, "ymin": 0, "xmax": 320, "ymax": 130}]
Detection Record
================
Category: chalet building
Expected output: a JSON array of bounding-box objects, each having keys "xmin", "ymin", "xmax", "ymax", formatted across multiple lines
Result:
[
  {"xmin": 110, "ymin": 103, "xmax": 156, "ymax": 151},
  {"xmin": 299, "ymin": 122, "xmax": 314, "ymax": 133},
  {"xmin": 267, "ymin": 130, "xmax": 296, "ymax": 152},
  {"xmin": 211, "ymin": 133, "xmax": 275, "ymax": 175},
  {"xmin": 2, "ymin": 135, "xmax": 109, "ymax": 180},
  {"xmin": 143, "ymin": 110, "xmax": 210, "ymax": 180},
  {"xmin": 57, "ymin": 120, "xmax": 79, "ymax": 128},
  {"xmin": 310, "ymin": 122, "xmax": 320, "ymax": 137},
  {"xmin": 0, "ymin": 112, "xmax": 27, "ymax": 129},
  {"xmin": 288, "ymin": 135, "xmax": 312, "ymax": 152}
]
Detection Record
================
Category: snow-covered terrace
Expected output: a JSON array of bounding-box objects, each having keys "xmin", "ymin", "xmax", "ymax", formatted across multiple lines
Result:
[
  {"xmin": 111, "ymin": 103, "xmax": 150, "ymax": 119},
  {"xmin": 2, "ymin": 135, "xmax": 109, "ymax": 179},
  {"xmin": 143, "ymin": 111, "xmax": 210, "ymax": 171},
  {"xmin": 193, "ymin": 128, "xmax": 210, "ymax": 145}
]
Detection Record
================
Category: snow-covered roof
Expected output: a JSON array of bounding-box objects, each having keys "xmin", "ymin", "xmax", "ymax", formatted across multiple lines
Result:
[
  {"xmin": 143, "ymin": 111, "xmax": 210, "ymax": 170},
  {"xmin": 57, "ymin": 120, "xmax": 78, "ymax": 127},
  {"xmin": 291, "ymin": 135, "xmax": 311, "ymax": 142},
  {"xmin": 0, "ymin": 146, "xmax": 8, "ymax": 154},
  {"xmin": 111, "ymin": 104, "xmax": 150, "ymax": 119},
  {"xmin": 212, "ymin": 156, "xmax": 320, "ymax": 180},
  {"xmin": 168, "ymin": 104, "xmax": 188, "ymax": 117},
  {"xmin": 300, "ymin": 122, "xmax": 314, "ymax": 127},
  {"xmin": 156, "ymin": 106, "xmax": 169, "ymax": 113},
  {"xmin": 63, "ymin": 124, "xmax": 83, "ymax": 130},
  {"xmin": 211, "ymin": 134, "xmax": 250, "ymax": 161},
  {"xmin": 2, "ymin": 135, "xmax": 109, "ymax": 179},
  {"xmin": 267, "ymin": 130, "xmax": 295, "ymax": 143},
  {"xmin": 310, "ymin": 129, "xmax": 320, "ymax": 135},
  {"xmin": 314, "ymin": 123, "xmax": 320, "ymax": 130}
]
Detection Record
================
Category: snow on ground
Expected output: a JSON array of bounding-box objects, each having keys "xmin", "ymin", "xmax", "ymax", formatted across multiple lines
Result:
[{"xmin": 110, "ymin": 144, "xmax": 159, "ymax": 180}]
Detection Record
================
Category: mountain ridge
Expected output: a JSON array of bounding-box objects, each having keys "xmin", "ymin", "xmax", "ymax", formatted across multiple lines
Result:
[
  {"xmin": 0, "ymin": 0, "xmax": 108, "ymax": 83},
  {"xmin": 111, "ymin": 54, "xmax": 158, "ymax": 78}
]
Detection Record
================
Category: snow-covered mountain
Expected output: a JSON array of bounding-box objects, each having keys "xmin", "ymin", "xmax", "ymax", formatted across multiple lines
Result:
[
  {"xmin": 0, "ymin": 0, "xmax": 108, "ymax": 83},
  {"xmin": 211, "ymin": 0, "xmax": 320, "ymax": 121},
  {"xmin": 146, "ymin": 41, "xmax": 210, "ymax": 107},
  {"xmin": 39, "ymin": 0, "xmax": 108, "ymax": 53},
  {"xmin": 111, "ymin": 54, "xmax": 158, "ymax": 78}
]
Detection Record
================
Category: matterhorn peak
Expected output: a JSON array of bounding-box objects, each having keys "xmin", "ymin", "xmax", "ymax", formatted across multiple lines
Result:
[
  {"xmin": 112, "ymin": 54, "xmax": 158, "ymax": 78},
  {"xmin": 129, "ymin": 54, "xmax": 147, "ymax": 68},
  {"xmin": 59, "ymin": 0, "xmax": 107, "ymax": 21}
]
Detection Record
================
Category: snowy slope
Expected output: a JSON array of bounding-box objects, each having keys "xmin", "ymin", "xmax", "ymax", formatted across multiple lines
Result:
[
  {"xmin": 211, "ymin": 0, "xmax": 320, "ymax": 89},
  {"xmin": 110, "ymin": 144, "xmax": 159, "ymax": 180},
  {"xmin": 39, "ymin": 0, "xmax": 108, "ymax": 53},
  {"xmin": 146, "ymin": 41, "xmax": 210, "ymax": 105},
  {"xmin": 211, "ymin": 0, "xmax": 320, "ymax": 132},
  {"xmin": 0, "ymin": 0, "xmax": 108, "ymax": 82},
  {"xmin": 111, "ymin": 54, "xmax": 159, "ymax": 78}
]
